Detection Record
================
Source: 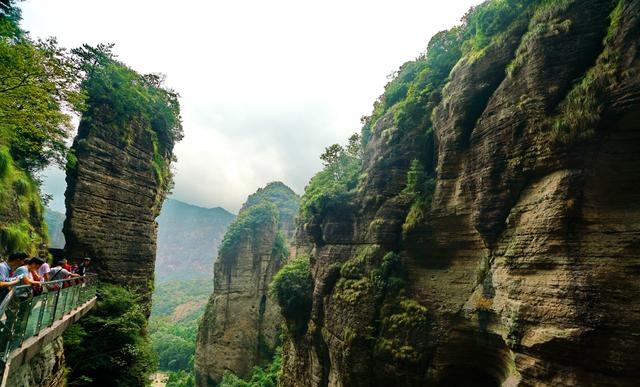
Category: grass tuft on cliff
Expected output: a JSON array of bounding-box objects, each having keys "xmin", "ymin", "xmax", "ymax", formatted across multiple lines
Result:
[{"xmin": 550, "ymin": 0, "xmax": 624, "ymax": 143}]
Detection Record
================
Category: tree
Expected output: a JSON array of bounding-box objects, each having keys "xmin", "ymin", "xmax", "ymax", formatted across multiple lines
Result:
[
  {"xmin": 1, "ymin": 0, "xmax": 83, "ymax": 172},
  {"xmin": 269, "ymin": 255, "xmax": 313, "ymax": 334},
  {"xmin": 300, "ymin": 133, "xmax": 362, "ymax": 220},
  {"xmin": 320, "ymin": 143, "xmax": 343, "ymax": 167},
  {"xmin": 0, "ymin": 34, "xmax": 83, "ymax": 172}
]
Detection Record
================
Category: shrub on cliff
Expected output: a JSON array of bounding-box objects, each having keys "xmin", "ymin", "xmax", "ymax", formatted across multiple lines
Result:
[
  {"xmin": 243, "ymin": 181, "xmax": 300, "ymax": 222},
  {"xmin": 269, "ymin": 255, "xmax": 313, "ymax": 334},
  {"xmin": 218, "ymin": 201, "xmax": 279, "ymax": 260},
  {"xmin": 218, "ymin": 349, "xmax": 282, "ymax": 387},
  {"xmin": 362, "ymin": 0, "xmax": 536, "ymax": 141}
]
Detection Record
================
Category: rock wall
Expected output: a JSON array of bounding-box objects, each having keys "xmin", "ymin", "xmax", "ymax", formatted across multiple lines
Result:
[
  {"xmin": 282, "ymin": 1, "xmax": 640, "ymax": 386},
  {"xmin": 195, "ymin": 182, "xmax": 299, "ymax": 386},
  {"xmin": 6, "ymin": 337, "xmax": 66, "ymax": 387},
  {"xmin": 63, "ymin": 105, "xmax": 176, "ymax": 306}
]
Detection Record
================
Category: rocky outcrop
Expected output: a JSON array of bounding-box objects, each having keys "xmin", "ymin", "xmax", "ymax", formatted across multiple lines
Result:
[
  {"xmin": 283, "ymin": 1, "xmax": 640, "ymax": 386},
  {"xmin": 6, "ymin": 337, "xmax": 65, "ymax": 387},
  {"xmin": 63, "ymin": 104, "xmax": 177, "ymax": 306},
  {"xmin": 195, "ymin": 182, "xmax": 299, "ymax": 386}
]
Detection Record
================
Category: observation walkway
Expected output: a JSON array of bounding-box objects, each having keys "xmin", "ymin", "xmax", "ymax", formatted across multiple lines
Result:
[{"xmin": 0, "ymin": 275, "xmax": 97, "ymax": 386}]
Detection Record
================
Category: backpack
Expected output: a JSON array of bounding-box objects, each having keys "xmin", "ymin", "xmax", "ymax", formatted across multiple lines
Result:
[{"xmin": 47, "ymin": 268, "xmax": 64, "ymax": 291}]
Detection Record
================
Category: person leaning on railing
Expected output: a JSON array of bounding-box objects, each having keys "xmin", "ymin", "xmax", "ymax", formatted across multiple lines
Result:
[
  {"xmin": 48, "ymin": 260, "xmax": 80, "ymax": 290},
  {"xmin": 0, "ymin": 253, "xmax": 37, "ymax": 297},
  {"xmin": 14, "ymin": 257, "xmax": 46, "ymax": 296}
]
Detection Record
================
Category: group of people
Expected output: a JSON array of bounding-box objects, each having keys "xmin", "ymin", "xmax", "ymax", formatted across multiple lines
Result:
[{"xmin": 0, "ymin": 252, "xmax": 92, "ymax": 299}]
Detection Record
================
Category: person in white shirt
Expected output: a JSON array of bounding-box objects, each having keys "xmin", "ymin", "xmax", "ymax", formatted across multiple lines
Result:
[{"xmin": 37, "ymin": 258, "xmax": 50, "ymax": 281}]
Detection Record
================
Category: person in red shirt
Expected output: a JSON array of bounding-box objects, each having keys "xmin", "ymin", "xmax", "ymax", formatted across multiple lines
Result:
[{"xmin": 61, "ymin": 258, "xmax": 72, "ymax": 272}]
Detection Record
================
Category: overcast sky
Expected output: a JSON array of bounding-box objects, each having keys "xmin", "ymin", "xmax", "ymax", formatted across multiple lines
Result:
[{"xmin": 21, "ymin": 0, "xmax": 482, "ymax": 213}]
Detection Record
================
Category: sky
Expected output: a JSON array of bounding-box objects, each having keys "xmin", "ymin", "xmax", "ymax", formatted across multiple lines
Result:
[{"xmin": 21, "ymin": 0, "xmax": 483, "ymax": 213}]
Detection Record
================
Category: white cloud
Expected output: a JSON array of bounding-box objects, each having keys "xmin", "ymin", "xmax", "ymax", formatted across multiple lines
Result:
[{"xmin": 21, "ymin": 0, "xmax": 483, "ymax": 213}]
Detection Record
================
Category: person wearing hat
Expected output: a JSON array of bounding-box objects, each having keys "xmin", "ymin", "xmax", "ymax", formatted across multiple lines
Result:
[{"xmin": 76, "ymin": 257, "xmax": 91, "ymax": 277}]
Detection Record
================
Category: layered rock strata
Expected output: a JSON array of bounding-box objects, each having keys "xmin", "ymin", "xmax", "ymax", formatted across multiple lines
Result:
[
  {"xmin": 195, "ymin": 182, "xmax": 299, "ymax": 386},
  {"xmin": 63, "ymin": 107, "xmax": 176, "ymax": 306},
  {"xmin": 282, "ymin": 1, "xmax": 640, "ymax": 386}
]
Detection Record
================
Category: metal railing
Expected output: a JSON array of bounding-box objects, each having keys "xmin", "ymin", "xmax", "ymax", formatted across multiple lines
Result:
[{"xmin": 0, "ymin": 274, "xmax": 97, "ymax": 363}]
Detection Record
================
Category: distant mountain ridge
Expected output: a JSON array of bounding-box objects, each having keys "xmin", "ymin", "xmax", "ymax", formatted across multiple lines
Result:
[{"xmin": 155, "ymin": 198, "xmax": 235, "ymax": 283}]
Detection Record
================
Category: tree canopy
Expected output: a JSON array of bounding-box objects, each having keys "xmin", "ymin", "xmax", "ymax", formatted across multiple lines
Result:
[
  {"xmin": 73, "ymin": 43, "xmax": 183, "ymax": 150},
  {"xmin": 299, "ymin": 133, "xmax": 362, "ymax": 221},
  {"xmin": 0, "ymin": 2, "xmax": 82, "ymax": 172}
]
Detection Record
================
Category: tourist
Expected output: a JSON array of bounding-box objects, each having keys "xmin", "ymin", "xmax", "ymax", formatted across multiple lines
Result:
[
  {"xmin": 48, "ymin": 259, "xmax": 80, "ymax": 289},
  {"xmin": 14, "ymin": 257, "xmax": 45, "ymax": 297},
  {"xmin": 0, "ymin": 252, "xmax": 40, "ymax": 287},
  {"xmin": 37, "ymin": 253, "xmax": 51, "ymax": 281},
  {"xmin": 76, "ymin": 257, "xmax": 91, "ymax": 276},
  {"xmin": 61, "ymin": 258, "xmax": 72, "ymax": 272},
  {"xmin": 0, "ymin": 254, "xmax": 23, "ymax": 292}
]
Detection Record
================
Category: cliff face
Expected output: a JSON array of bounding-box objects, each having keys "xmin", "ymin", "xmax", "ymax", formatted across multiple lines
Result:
[
  {"xmin": 195, "ymin": 182, "xmax": 299, "ymax": 386},
  {"xmin": 283, "ymin": 1, "xmax": 640, "ymax": 386},
  {"xmin": 6, "ymin": 338, "xmax": 66, "ymax": 387},
  {"xmin": 63, "ymin": 105, "xmax": 176, "ymax": 304}
]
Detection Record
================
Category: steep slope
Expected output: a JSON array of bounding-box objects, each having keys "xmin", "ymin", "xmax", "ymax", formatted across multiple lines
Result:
[
  {"xmin": 283, "ymin": 1, "xmax": 640, "ymax": 387},
  {"xmin": 0, "ymin": 147, "xmax": 47, "ymax": 256},
  {"xmin": 155, "ymin": 198, "xmax": 235, "ymax": 282},
  {"xmin": 195, "ymin": 182, "xmax": 299, "ymax": 386}
]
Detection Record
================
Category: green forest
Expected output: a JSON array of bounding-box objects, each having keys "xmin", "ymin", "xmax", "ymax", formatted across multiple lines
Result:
[{"xmin": 149, "ymin": 278, "xmax": 213, "ymax": 386}]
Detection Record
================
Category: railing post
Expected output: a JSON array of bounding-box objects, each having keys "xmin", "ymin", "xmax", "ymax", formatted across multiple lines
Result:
[{"xmin": 49, "ymin": 288, "xmax": 60, "ymax": 328}]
